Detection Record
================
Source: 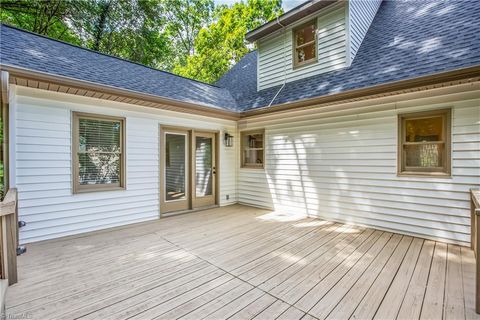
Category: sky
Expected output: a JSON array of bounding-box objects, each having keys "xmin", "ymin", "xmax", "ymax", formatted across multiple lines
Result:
[{"xmin": 214, "ymin": 0, "xmax": 305, "ymax": 11}]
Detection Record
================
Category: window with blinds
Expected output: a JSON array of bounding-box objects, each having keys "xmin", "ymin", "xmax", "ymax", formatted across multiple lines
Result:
[{"xmin": 73, "ymin": 112, "xmax": 125, "ymax": 193}]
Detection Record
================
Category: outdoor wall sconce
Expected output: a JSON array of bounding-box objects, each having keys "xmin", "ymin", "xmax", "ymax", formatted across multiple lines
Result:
[{"xmin": 224, "ymin": 132, "xmax": 234, "ymax": 147}]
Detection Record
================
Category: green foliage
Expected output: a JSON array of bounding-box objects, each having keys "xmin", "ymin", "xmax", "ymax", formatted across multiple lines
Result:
[
  {"xmin": 72, "ymin": 0, "xmax": 174, "ymax": 69},
  {"xmin": 160, "ymin": 0, "xmax": 215, "ymax": 69},
  {"xmin": 0, "ymin": 0, "xmax": 82, "ymax": 44},
  {"xmin": 0, "ymin": 0, "xmax": 283, "ymax": 82},
  {"xmin": 0, "ymin": 0, "xmax": 174, "ymax": 68},
  {"xmin": 173, "ymin": 0, "xmax": 283, "ymax": 83}
]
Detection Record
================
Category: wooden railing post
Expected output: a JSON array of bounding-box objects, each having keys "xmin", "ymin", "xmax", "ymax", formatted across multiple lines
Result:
[
  {"xmin": 471, "ymin": 189, "xmax": 480, "ymax": 314},
  {"xmin": 0, "ymin": 188, "xmax": 18, "ymax": 286}
]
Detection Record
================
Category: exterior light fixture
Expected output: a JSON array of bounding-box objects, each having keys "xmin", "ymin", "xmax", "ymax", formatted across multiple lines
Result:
[{"xmin": 224, "ymin": 132, "xmax": 234, "ymax": 147}]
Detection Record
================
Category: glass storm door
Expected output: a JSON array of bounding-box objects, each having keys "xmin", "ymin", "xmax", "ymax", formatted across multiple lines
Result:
[
  {"xmin": 161, "ymin": 128, "xmax": 190, "ymax": 213},
  {"xmin": 193, "ymin": 132, "xmax": 216, "ymax": 208}
]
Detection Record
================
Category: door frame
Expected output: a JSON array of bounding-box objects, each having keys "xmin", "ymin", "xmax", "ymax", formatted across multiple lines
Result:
[{"xmin": 159, "ymin": 125, "xmax": 220, "ymax": 217}]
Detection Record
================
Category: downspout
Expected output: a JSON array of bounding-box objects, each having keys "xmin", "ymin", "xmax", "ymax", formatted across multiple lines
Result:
[{"xmin": 267, "ymin": 17, "xmax": 288, "ymax": 107}]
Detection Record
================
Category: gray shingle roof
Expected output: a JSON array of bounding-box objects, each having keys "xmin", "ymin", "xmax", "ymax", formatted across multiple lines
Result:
[
  {"xmin": 1, "ymin": 0, "xmax": 479, "ymax": 113},
  {"xmin": 218, "ymin": 0, "xmax": 480, "ymax": 111},
  {"xmin": 0, "ymin": 25, "xmax": 238, "ymax": 111}
]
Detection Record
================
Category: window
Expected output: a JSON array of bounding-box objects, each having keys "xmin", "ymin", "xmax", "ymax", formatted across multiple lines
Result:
[
  {"xmin": 72, "ymin": 112, "xmax": 125, "ymax": 193},
  {"xmin": 398, "ymin": 109, "xmax": 451, "ymax": 176},
  {"xmin": 241, "ymin": 130, "xmax": 265, "ymax": 169},
  {"xmin": 293, "ymin": 19, "xmax": 317, "ymax": 68}
]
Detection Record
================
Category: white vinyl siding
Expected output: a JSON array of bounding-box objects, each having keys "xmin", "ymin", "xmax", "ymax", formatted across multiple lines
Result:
[
  {"xmin": 349, "ymin": 0, "xmax": 382, "ymax": 62},
  {"xmin": 257, "ymin": 3, "xmax": 347, "ymax": 90},
  {"xmin": 12, "ymin": 86, "xmax": 237, "ymax": 243},
  {"xmin": 238, "ymin": 87, "xmax": 480, "ymax": 246}
]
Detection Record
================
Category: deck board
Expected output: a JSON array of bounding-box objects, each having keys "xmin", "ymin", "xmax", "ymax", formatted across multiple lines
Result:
[
  {"xmin": 420, "ymin": 242, "xmax": 448, "ymax": 320},
  {"xmin": 5, "ymin": 204, "xmax": 479, "ymax": 319},
  {"xmin": 357, "ymin": 237, "xmax": 423, "ymax": 319},
  {"xmin": 326, "ymin": 235, "xmax": 412, "ymax": 320}
]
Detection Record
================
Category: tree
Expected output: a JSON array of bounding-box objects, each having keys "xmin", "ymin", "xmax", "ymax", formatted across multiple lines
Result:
[
  {"xmin": 159, "ymin": 0, "xmax": 215, "ymax": 68},
  {"xmin": 0, "ymin": 0, "xmax": 81, "ymax": 44},
  {"xmin": 173, "ymin": 0, "xmax": 283, "ymax": 83},
  {"xmin": 1, "ymin": 0, "xmax": 284, "ymax": 82},
  {"xmin": 70, "ymin": 0, "xmax": 173, "ymax": 69},
  {"xmin": 90, "ymin": 0, "xmax": 113, "ymax": 51},
  {"xmin": 1, "ymin": 0, "xmax": 173, "ymax": 69},
  {"xmin": 1, "ymin": 0, "xmax": 216, "ymax": 71}
]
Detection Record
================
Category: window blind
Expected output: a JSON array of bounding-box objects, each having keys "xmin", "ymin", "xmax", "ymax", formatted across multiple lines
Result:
[{"xmin": 78, "ymin": 118, "xmax": 122, "ymax": 186}]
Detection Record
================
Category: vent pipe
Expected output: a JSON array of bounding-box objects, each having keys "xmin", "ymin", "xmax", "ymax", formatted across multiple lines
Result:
[{"xmin": 267, "ymin": 17, "xmax": 288, "ymax": 108}]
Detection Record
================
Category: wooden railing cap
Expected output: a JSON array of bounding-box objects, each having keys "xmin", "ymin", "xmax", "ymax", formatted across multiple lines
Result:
[
  {"xmin": 0, "ymin": 188, "xmax": 17, "ymax": 217},
  {"xmin": 471, "ymin": 189, "xmax": 480, "ymax": 217}
]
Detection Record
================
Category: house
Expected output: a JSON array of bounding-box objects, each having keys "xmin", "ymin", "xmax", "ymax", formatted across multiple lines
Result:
[
  {"xmin": 0, "ymin": 2, "xmax": 479, "ymax": 242},
  {"xmin": 1, "ymin": 0, "xmax": 478, "ymax": 246},
  {"xmin": 0, "ymin": 0, "xmax": 479, "ymax": 317}
]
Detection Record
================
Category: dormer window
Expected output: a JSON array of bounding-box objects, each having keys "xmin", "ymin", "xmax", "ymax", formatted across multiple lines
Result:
[{"xmin": 293, "ymin": 19, "xmax": 317, "ymax": 68}]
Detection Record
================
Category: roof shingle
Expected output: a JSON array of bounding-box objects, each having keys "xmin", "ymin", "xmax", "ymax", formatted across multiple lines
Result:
[
  {"xmin": 218, "ymin": 0, "xmax": 480, "ymax": 111},
  {"xmin": 0, "ymin": 25, "xmax": 238, "ymax": 111},
  {"xmin": 1, "ymin": 0, "xmax": 479, "ymax": 113}
]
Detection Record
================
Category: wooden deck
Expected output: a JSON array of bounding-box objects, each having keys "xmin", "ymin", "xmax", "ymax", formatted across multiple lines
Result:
[{"xmin": 5, "ymin": 204, "xmax": 479, "ymax": 319}]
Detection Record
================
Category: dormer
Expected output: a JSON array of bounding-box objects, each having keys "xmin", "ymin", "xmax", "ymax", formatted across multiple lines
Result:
[{"xmin": 246, "ymin": 0, "xmax": 383, "ymax": 91}]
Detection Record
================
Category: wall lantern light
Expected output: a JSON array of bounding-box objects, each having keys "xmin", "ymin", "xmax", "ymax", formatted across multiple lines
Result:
[{"xmin": 224, "ymin": 132, "xmax": 234, "ymax": 147}]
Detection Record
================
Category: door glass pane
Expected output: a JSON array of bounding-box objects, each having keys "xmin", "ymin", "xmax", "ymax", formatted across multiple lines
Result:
[
  {"xmin": 196, "ymin": 136, "xmax": 213, "ymax": 197},
  {"xmin": 165, "ymin": 133, "xmax": 186, "ymax": 201}
]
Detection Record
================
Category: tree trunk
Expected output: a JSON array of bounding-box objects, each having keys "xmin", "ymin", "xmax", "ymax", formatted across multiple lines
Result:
[{"xmin": 92, "ymin": 1, "xmax": 112, "ymax": 51}]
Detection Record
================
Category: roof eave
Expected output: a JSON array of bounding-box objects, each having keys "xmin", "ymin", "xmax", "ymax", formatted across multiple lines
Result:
[
  {"xmin": 1, "ymin": 64, "xmax": 240, "ymax": 120},
  {"xmin": 3, "ymin": 63, "xmax": 479, "ymax": 121},
  {"xmin": 240, "ymin": 65, "xmax": 480, "ymax": 118},
  {"xmin": 245, "ymin": 0, "xmax": 339, "ymax": 42}
]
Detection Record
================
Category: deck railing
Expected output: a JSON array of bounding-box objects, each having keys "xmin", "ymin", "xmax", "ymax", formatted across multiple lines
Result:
[
  {"xmin": 471, "ymin": 189, "xmax": 480, "ymax": 314},
  {"xmin": 0, "ymin": 188, "xmax": 18, "ymax": 286}
]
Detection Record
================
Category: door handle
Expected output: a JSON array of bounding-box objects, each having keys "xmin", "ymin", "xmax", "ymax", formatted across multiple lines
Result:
[{"xmin": 213, "ymin": 167, "xmax": 216, "ymax": 175}]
